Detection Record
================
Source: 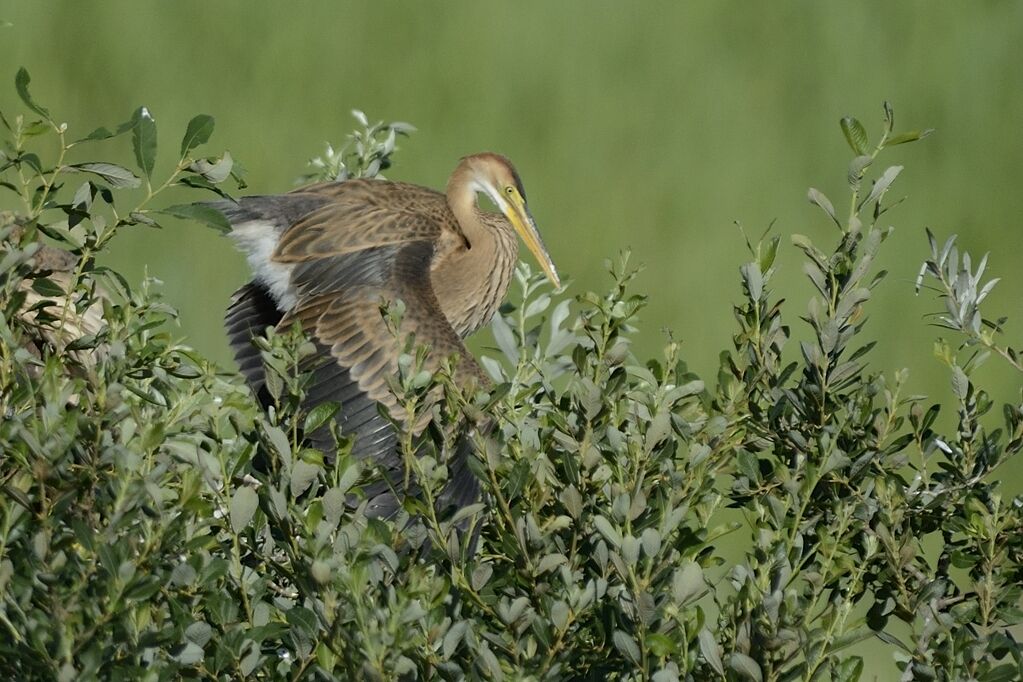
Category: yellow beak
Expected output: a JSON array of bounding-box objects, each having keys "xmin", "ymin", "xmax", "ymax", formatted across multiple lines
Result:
[{"xmin": 503, "ymin": 191, "xmax": 561, "ymax": 288}]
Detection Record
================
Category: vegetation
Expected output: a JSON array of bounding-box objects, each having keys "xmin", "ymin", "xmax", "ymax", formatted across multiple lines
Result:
[{"xmin": 1, "ymin": 70, "xmax": 1021, "ymax": 681}]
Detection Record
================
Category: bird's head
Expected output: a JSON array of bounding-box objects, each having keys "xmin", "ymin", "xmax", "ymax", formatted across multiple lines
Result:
[{"xmin": 460, "ymin": 153, "xmax": 560, "ymax": 288}]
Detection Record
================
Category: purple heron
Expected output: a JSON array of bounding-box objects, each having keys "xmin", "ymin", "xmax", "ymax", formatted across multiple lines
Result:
[{"xmin": 214, "ymin": 153, "xmax": 559, "ymax": 516}]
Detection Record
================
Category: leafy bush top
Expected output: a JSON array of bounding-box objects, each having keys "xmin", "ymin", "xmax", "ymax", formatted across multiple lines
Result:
[{"xmin": 1, "ymin": 70, "xmax": 1021, "ymax": 681}]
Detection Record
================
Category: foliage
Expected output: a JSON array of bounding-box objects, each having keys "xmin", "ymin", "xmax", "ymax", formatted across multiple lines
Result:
[{"xmin": 1, "ymin": 70, "xmax": 1021, "ymax": 681}]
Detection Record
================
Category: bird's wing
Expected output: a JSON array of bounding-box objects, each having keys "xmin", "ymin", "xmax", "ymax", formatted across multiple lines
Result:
[
  {"xmin": 224, "ymin": 281, "xmax": 282, "ymax": 395},
  {"xmin": 281, "ymin": 239, "xmax": 488, "ymax": 516},
  {"xmin": 283, "ymin": 238, "xmax": 488, "ymax": 434},
  {"xmin": 274, "ymin": 179, "xmax": 466, "ymax": 264}
]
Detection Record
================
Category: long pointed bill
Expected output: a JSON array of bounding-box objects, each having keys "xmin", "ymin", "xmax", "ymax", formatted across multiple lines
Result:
[{"xmin": 503, "ymin": 193, "xmax": 561, "ymax": 288}]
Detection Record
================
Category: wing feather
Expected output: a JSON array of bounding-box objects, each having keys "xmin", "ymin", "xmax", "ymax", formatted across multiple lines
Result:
[
  {"xmin": 225, "ymin": 281, "xmax": 282, "ymax": 394},
  {"xmin": 274, "ymin": 179, "xmax": 461, "ymax": 262}
]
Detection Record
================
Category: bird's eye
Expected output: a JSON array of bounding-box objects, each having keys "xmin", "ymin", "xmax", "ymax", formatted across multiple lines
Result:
[{"xmin": 505, "ymin": 186, "xmax": 515, "ymax": 196}]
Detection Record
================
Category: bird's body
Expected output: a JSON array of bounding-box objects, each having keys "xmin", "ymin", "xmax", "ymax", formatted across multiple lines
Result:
[{"xmin": 216, "ymin": 153, "xmax": 558, "ymax": 516}]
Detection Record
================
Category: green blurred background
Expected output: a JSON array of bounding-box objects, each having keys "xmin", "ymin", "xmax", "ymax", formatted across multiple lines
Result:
[{"xmin": 2, "ymin": 2, "xmax": 1021, "ymax": 675}]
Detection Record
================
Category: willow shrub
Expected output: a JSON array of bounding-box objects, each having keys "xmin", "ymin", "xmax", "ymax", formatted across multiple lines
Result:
[{"xmin": 1, "ymin": 70, "xmax": 1021, "ymax": 681}]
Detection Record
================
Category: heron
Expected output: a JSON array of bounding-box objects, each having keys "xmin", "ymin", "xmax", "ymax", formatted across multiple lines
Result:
[{"xmin": 214, "ymin": 153, "xmax": 559, "ymax": 517}]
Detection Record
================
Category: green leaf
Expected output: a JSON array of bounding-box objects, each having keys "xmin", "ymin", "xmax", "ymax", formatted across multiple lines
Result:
[
  {"xmin": 66, "ymin": 162, "xmax": 142, "ymax": 189},
  {"xmin": 536, "ymin": 553, "xmax": 567, "ymax": 574},
  {"xmin": 173, "ymin": 642, "xmax": 204, "ymax": 666},
  {"xmin": 450, "ymin": 502, "xmax": 486, "ymax": 528},
  {"xmin": 131, "ymin": 106, "xmax": 157, "ymax": 180},
  {"xmin": 491, "ymin": 313, "xmax": 519, "ymax": 364},
  {"xmin": 15, "ymin": 67, "xmax": 50, "ymax": 120},
  {"xmin": 322, "ymin": 487, "xmax": 346, "ymax": 526},
  {"xmin": 185, "ymin": 622, "xmax": 213, "ymax": 648},
  {"xmin": 230, "ymin": 486, "xmax": 258, "ymax": 533},
  {"xmin": 21, "ymin": 120, "xmax": 50, "ymax": 138},
  {"xmin": 884, "ymin": 129, "xmax": 934, "ymax": 147},
  {"xmin": 303, "ymin": 401, "xmax": 338, "ymax": 435},
  {"xmin": 471, "ymin": 563, "xmax": 493, "ymax": 591},
  {"xmin": 840, "ymin": 116, "xmax": 869, "ymax": 155},
  {"xmin": 19, "ymin": 152, "xmax": 42, "ymax": 174},
  {"xmin": 740, "ymin": 262, "xmax": 763, "ymax": 301},
  {"xmin": 443, "ymin": 621, "xmax": 469, "ymax": 658},
  {"xmin": 951, "ymin": 365, "xmax": 969, "ymax": 400},
  {"xmin": 834, "ymin": 655, "xmax": 864, "ymax": 682},
  {"xmin": 863, "ymin": 165, "xmax": 903, "ymax": 207},
  {"xmin": 807, "ymin": 188, "xmax": 840, "ymax": 227},
  {"xmin": 758, "ymin": 235, "xmax": 779, "ymax": 272},
  {"xmin": 612, "ymin": 630, "xmax": 640, "ymax": 663},
  {"xmin": 699, "ymin": 628, "xmax": 725, "ymax": 675},
  {"xmin": 31, "ymin": 277, "xmax": 67, "ymax": 297},
  {"xmin": 550, "ymin": 601, "xmax": 570, "ymax": 631},
  {"xmin": 728, "ymin": 652, "xmax": 763, "ymax": 682},
  {"xmin": 560, "ymin": 485, "xmax": 582, "ymax": 518},
  {"xmin": 736, "ymin": 449, "xmax": 760, "ymax": 483},
  {"xmin": 290, "ymin": 461, "xmax": 320, "ymax": 498},
  {"xmin": 74, "ymin": 117, "xmax": 137, "ymax": 144},
  {"xmin": 156, "ymin": 203, "xmax": 231, "ymax": 233},
  {"xmin": 672, "ymin": 561, "xmax": 705, "ymax": 605},
  {"xmin": 641, "ymin": 528, "xmax": 661, "ymax": 557},
  {"xmin": 621, "ymin": 535, "xmax": 641, "ymax": 565},
  {"xmin": 188, "ymin": 151, "xmax": 234, "ymax": 183},
  {"xmin": 647, "ymin": 633, "xmax": 675, "ymax": 658},
  {"xmin": 847, "ymin": 155, "xmax": 873, "ymax": 189},
  {"xmin": 180, "ymin": 114, "xmax": 215, "ymax": 157},
  {"xmin": 311, "ymin": 560, "xmax": 330, "ymax": 584},
  {"xmin": 882, "ymin": 100, "xmax": 894, "ymax": 133},
  {"xmin": 593, "ymin": 515, "xmax": 622, "ymax": 548},
  {"xmin": 980, "ymin": 664, "xmax": 1021, "ymax": 682},
  {"xmin": 124, "ymin": 576, "xmax": 163, "ymax": 601},
  {"xmin": 336, "ymin": 461, "xmax": 361, "ymax": 496}
]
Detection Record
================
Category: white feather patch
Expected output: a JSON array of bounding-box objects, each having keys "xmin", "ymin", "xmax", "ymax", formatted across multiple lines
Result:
[{"xmin": 228, "ymin": 220, "xmax": 297, "ymax": 311}]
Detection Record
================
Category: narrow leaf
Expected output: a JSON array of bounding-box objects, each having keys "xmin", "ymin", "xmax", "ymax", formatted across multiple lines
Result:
[
  {"xmin": 15, "ymin": 67, "xmax": 51, "ymax": 120},
  {"xmin": 180, "ymin": 114, "xmax": 215, "ymax": 157},
  {"xmin": 884, "ymin": 129, "xmax": 934, "ymax": 147},
  {"xmin": 882, "ymin": 101, "xmax": 894, "ymax": 133},
  {"xmin": 66, "ymin": 163, "xmax": 142, "ymax": 189},
  {"xmin": 612, "ymin": 630, "xmax": 640, "ymax": 663},
  {"xmin": 593, "ymin": 515, "xmax": 622, "ymax": 548},
  {"xmin": 758, "ymin": 235, "xmax": 779, "ymax": 272},
  {"xmin": 74, "ymin": 117, "xmax": 137, "ymax": 144},
  {"xmin": 491, "ymin": 313, "xmax": 519, "ymax": 364},
  {"xmin": 131, "ymin": 106, "xmax": 157, "ymax": 180},
  {"xmin": 864, "ymin": 165, "xmax": 903, "ymax": 207},
  {"xmin": 699, "ymin": 628, "xmax": 725, "ymax": 675},
  {"xmin": 157, "ymin": 203, "xmax": 231, "ymax": 233},
  {"xmin": 807, "ymin": 188, "xmax": 840, "ymax": 227}
]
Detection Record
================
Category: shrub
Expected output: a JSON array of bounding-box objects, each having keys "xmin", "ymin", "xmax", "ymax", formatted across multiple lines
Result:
[{"xmin": 1, "ymin": 70, "xmax": 1020, "ymax": 680}]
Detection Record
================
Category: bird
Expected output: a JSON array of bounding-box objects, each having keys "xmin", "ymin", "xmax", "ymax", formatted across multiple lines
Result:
[
  {"xmin": 5, "ymin": 214, "xmax": 107, "ymax": 378},
  {"xmin": 213, "ymin": 153, "xmax": 559, "ymax": 517}
]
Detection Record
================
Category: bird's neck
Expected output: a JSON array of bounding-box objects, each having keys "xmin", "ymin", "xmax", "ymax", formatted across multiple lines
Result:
[{"xmin": 446, "ymin": 173, "xmax": 490, "ymax": 248}]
